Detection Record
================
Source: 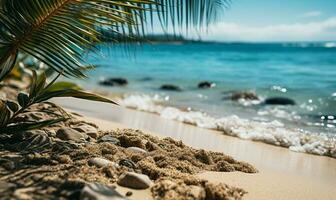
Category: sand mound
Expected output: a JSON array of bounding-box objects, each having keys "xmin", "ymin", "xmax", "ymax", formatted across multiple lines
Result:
[{"xmin": 0, "ymin": 102, "xmax": 257, "ymax": 199}]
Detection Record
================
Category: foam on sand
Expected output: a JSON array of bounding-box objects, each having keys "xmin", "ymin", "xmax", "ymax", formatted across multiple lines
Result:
[{"xmin": 119, "ymin": 94, "xmax": 336, "ymax": 158}]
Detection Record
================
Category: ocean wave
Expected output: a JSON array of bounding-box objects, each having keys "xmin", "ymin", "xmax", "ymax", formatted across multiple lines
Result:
[
  {"xmin": 324, "ymin": 42, "xmax": 336, "ymax": 48},
  {"xmin": 119, "ymin": 94, "xmax": 336, "ymax": 158}
]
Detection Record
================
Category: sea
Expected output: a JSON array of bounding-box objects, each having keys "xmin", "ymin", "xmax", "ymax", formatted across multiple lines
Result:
[{"xmin": 78, "ymin": 42, "xmax": 336, "ymax": 157}]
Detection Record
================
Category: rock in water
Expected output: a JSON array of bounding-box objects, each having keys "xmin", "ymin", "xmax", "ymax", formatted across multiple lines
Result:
[
  {"xmin": 117, "ymin": 172, "xmax": 153, "ymax": 189},
  {"xmin": 160, "ymin": 84, "xmax": 182, "ymax": 91},
  {"xmin": 230, "ymin": 91, "xmax": 259, "ymax": 101},
  {"xmin": 56, "ymin": 128, "xmax": 88, "ymax": 142},
  {"xmin": 88, "ymin": 157, "xmax": 117, "ymax": 168},
  {"xmin": 198, "ymin": 81, "xmax": 216, "ymax": 89},
  {"xmin": 264, "ymin": 97, "xmax": 296, "ymax": 105},
  {"xmin": 80, "ymin": 183, "xmax": 126, "ymax": 200},
  {"xmin": 99, "ymin": 78, "xmax": 128, "ymax": 87}
]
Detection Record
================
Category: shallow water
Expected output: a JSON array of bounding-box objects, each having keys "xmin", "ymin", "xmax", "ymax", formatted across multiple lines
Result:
[{"xmin": 71, "ymin": 42, "xmax": 336, "ymax": 156}]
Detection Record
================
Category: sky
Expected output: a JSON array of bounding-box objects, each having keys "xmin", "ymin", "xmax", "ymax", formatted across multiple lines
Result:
[{"xmin": 182, "ymin": 0, "xmax": 336, "ymax": 42}]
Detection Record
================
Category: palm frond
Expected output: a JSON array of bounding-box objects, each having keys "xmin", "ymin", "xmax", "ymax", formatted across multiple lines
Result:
[{"xmin": 0, "ymin": 0, "xmax": 228, "ymax": 80}]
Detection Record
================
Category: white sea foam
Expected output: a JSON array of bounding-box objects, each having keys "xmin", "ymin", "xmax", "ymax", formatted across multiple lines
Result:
[
  {"xmin": 119, "ymin": 94, "xmax": 336, "ymax": 158},
  {"xmin": 324, "ymin": 42, "xmax": 336, "ymax": 48}
]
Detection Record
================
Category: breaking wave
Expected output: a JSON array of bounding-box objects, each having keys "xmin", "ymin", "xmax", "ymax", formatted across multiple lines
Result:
[{"xmin": 119, "ymin": 94, "xmax": 336, "ymax": 158}]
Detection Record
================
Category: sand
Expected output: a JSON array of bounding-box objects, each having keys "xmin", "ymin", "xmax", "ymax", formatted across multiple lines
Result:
[
  {"xmin": 0, "ymin": 101, "xmax": 258, "ymax": 199},
  {"xmin": 83, "ymin": 115, "xmax": 336, "ymax": 200},
  {"xmin": 55, "ymin": 98, "xmax": 336, "ymax": 200},
  {"xmin": 1, "ymin": 79, "xmax": 335, "ymax": 199}
]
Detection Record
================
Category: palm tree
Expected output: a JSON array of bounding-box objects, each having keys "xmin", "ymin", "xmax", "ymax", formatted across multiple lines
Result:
[
  {"xmin": 0, "ymin": 0, "xmax": 229, "ymax": 81},
  {"xmin": 0, "ymin": 0, "xmax": 229, "ymax": 132}
]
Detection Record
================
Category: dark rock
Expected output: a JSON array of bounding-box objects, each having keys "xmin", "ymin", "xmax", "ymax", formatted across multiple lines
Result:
[
  {"xmin": 98, "ymin": 135, "xmax": 120, "ymax": 145},
  {"xmin": 229, "ymin": 91, "xmax": 259, "ymax": 101},
  {"xmin": 56, "ymin": 128, "xmax": 88, "ymax": 142},
  {"xmin": 264, "ymin": 97, "xmax": 296, "ymax": 105},
  {"xmin": 99, "ymin": 78, "xmax": 128, "ymax": 87},
  {"xmin": 125, "ymin": 191, "xmax": 133, "ymax": 197},
  {"xmin": 160, "ymin": 84, "xmax": 182, "ymax": 91},
  {"xmin": 80, "ymin": 183, "xmax": 126, "ymax": 200},
  {"xmin": 117, "ymin": 172, "xmax": 153, "ymax": 189},
  {"xmin": 119, "ymin": 159, "xmax": 136, "ymax": 169},
  {"xmin": 198, "ymin": 81, "xmax": 216, "ymax": 89}
]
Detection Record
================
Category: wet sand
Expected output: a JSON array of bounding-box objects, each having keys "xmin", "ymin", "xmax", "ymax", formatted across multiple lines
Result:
[{"xmin": 55, "ymin": 98, "xmax": 336, "ymax": 199}]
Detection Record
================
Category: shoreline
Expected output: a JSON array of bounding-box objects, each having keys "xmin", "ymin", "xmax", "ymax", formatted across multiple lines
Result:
[
  {"xmin": 67, "ymin": 85, "xmax": 336, "ymax": 159},
  {"xmin": 55, "ymin": 98, "xmax": 336, "ymax": 184},
  {"xmin": 62, "ymin": 100, "xmax": 336, "ymax": 199},
  {"xmin": 55, "ymin": 90, "xmax": 336, "ymax": 159}
]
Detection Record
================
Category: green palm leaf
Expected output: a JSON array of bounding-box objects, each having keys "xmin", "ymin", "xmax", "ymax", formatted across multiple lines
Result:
[{"xmin": 0, "ymin": 0, "xmax": 228, "ymax": 81}]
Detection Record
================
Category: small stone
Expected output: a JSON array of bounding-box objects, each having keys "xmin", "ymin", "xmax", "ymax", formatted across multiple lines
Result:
[
  {"xmin": 125, "ymin": 191, "xmax": 133, "ymax": 197},
  {"xmin": 73, "ymin": 124, "xmax": 99, "ymax": 139},
  {"xmin": 80, "ymin": 183, "xmax": 126, "ymax": 200},
  {"xmin": 56, "ymin": 128, "xmax": 88, "ymax": 142},
  {"xmin": 88, "ymin": 157, "xmax": 117, "ymax": 168},
  {"xmin": 117, "ymin": 172, "xmax": 153, "ymax": 189},
  {"xmin": 127, "ymin": 147, "xmax": 147, "ymax": 154},
  {"xmin": 98, "ymin": 136, "xmax": 120, "ymax": 145}
]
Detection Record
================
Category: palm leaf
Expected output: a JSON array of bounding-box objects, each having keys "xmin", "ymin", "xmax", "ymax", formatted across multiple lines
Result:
[
  {"xmin": 0, "ymin": 0, "xmax": 228, "ymax": 81},
  {"xmin": 2, "ymin": 118, "xmax": 67, "ymax": 134}
]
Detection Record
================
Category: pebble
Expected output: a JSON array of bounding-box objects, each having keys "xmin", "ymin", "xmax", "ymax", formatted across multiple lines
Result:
[
  {"xmin": 73, "ymin": 124, "xmax": 99, "ymax": 139},
  {"xmin": 56, "ymin": 128, "xmax": 88, "ymax": 142},
  {"xmin": 117, "ymin": 172, "xmax": 153, "ymax": 189},
  {"xmin": 125, "ymin": 191, "xmax": 133, "ymax": 197},
  {"xmin": 80, "ymin": 183, "xmax": 126, "ymax": 200},
  {"xmin": 98, "ymin": 135, "xmax": 120, "ymax": 145},
  {"xmin": 88, "ymin": 157, "xmax": 118, "ymax": 168},
  {"xmin": 127, "ymin": 147, "xmax": 147, "ymax": 154}
]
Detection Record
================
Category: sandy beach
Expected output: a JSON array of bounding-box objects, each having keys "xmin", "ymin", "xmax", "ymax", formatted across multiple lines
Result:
[
  {"xmin": 55, "ymin": 98, "xmax": 336, "ymax": 200},
  {"xmin": 1, "ymin": 1, "xmax": 335, "ymax": 199}
]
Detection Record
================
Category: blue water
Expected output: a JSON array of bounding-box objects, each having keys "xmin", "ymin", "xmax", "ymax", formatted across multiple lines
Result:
[{"xmin": 80, "ymin": 42, "xmax": 336, "ymax": 135}]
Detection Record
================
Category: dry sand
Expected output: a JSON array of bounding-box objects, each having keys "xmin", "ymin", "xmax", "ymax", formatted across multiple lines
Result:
[{"xmin": 55, "ymin": 98, "xmax": 336, "ymax": 200}]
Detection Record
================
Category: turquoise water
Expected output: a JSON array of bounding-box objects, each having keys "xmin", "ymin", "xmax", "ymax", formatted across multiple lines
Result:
[{"xmin": 82, "ymin": 42, "xmax": 336, "ymax": 136}]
